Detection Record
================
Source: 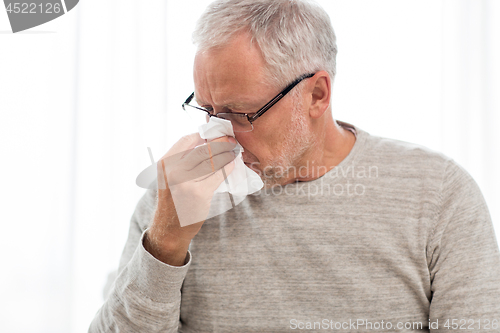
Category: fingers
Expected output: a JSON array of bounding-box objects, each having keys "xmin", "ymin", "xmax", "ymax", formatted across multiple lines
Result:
[
  {"xmin": 199, "ymin": 159, "xmax": 236, "ymax": 190},
  {"xmin": 169, "ymin": 160, "xmax": 236, "ymax": 227},
  {"xmin": 168, "ymin": 150, "xmax": 236, "ymax": 186},
  {"xmin": 181, "ymin": 141, "xmax": 237, "ymax": 172},
  {"xmin": 162, "ymin": 133, "xmax": 205, "ymax": 159},
  {"xmin": 210, "ymin": 136, "xmax": 237, "ymax": 144},
  {"xmin": 157, "ymin": 134, "xmax": 239, "ymax": 190}
]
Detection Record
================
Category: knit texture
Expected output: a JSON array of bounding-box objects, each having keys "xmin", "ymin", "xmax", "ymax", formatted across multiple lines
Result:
[{"xmin": 89, "ymin": 122, "xmax": 500, "ymax": 333}]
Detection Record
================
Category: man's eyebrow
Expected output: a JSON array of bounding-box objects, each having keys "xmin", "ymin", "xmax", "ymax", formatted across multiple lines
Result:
[
  {"xmin": 222, "ymin": 102, "xmax": 253, "ymax": 111},
  {"xmin": 194, "ymin": 97, "xmax": 209, "ymax": 107},
  {"xmin": 195, "ymin": 98, "xmax": 259, "ymax": 111}
]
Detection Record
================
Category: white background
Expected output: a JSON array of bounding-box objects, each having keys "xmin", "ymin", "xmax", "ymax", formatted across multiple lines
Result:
[{"xmin": 0, "ymin": 1, "xmax": 499, "ymax": 332}]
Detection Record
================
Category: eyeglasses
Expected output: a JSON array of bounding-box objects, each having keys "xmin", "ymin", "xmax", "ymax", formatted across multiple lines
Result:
[{"xmin": 182, "ymin": 73, "xmax": 315, "ymax": 132}]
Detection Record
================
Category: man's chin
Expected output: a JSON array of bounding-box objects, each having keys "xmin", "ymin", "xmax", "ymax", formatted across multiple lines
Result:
[{"xmin": 243, "ymin": 160, "xmax": 293, "ymax": 187}]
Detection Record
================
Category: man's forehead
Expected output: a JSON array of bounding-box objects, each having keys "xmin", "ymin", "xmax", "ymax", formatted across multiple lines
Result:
[
  {"xmin": 193, "ymin": 72, "xmax": 271, "ymax": 110},
  {"xmin": 194, "ymin": 90, "xmax": 265, "ymax": 111},
  {"xmin": 193, "ymin": 39, "xmax": 272, "ymax": 109},
  {"xmin": 194, "ymin": 33, "xmax": 267, "ymax": 80}
]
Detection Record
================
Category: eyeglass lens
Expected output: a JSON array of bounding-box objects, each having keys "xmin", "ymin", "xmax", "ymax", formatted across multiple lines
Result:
[{"xmin": 184, "ymin": 103, "xmax": 253, "ymax": 132}]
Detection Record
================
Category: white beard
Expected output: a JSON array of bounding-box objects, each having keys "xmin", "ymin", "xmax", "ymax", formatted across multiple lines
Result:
[{"xmin": 261, "ymin": 100, "xmax": 315, "ymax": 188}]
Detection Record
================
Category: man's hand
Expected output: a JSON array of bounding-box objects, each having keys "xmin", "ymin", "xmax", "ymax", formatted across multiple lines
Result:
[{"xmin": 144, "ymin": 133, "xmax": 236, "ymax": 266}]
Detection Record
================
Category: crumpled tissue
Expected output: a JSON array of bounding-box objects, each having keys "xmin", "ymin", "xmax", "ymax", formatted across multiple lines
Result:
[{"xmin": 198, "ymin": 117, "xmax": 264, "ymax": 196}]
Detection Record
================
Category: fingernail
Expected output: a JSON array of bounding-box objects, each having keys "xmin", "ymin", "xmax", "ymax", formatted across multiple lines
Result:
[{"xmin": 228, "ymin": 137, "xmax": 237, "ymax": 144}]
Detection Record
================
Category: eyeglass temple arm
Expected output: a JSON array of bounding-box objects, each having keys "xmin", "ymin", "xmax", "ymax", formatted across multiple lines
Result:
[
  {"xmin": 182, "ymin": 92, "xmax": 195, "ymax": 109},
  {"xmin": 248, "ymin": 73, "xmax": 315, "ymax": 122}
]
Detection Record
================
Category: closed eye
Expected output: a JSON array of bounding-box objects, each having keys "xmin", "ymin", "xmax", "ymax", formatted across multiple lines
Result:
[
  {"xmin": 205, "ymin": 106, "xmax": 239, "ymax": 115},
  {"xmin": 202, "ymin": 106, "xmax": 215, "ymax": 114}
]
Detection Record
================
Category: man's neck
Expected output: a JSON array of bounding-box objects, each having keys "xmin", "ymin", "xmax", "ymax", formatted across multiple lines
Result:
[{"xmin": 290, "ymin": 118, "xmax": 356, "ymax": 184}]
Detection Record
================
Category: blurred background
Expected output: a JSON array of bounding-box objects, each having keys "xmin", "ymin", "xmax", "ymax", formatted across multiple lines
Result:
[{"xmin": 0, "ymin": 0, "xmax": 499, "ymax": 332}]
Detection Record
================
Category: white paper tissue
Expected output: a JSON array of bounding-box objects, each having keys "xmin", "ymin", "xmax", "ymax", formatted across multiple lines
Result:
[{"xmin": 198, "ymin": 117, "xmax": 264, "ymax": 196}]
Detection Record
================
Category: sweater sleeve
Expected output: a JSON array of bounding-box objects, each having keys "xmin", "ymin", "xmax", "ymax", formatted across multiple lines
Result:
[
  {"xmin": 427, "ymin": 159, "xmax": 500, "ymax": 332},
  {"xmin": 88, "ymin": 189, "xmax": 191, "ymax": 333}
]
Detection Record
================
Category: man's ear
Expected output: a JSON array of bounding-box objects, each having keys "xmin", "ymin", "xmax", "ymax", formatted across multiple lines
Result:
[{"xmin": 308, "ymin": 71, "xmax": 331, "ymax": 119}]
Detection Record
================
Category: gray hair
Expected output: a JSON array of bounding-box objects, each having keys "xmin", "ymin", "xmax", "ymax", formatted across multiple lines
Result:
[{"xmin": 192, "ymin": 0, "xmax": 338, "ymax": 90}]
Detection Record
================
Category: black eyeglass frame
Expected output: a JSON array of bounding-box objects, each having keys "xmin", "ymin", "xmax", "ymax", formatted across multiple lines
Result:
[{"xmin": 182, "ymin": 73, "xmax": 316, "ymax": 128}]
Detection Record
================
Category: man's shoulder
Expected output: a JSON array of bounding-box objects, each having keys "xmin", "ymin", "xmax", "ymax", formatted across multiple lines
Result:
[
  {"xmin": 356, "ymin": 127, "xmax": 452, "ymax": 171},
  {"xmin": 354, "ymin": 127, "xmax": 483, "ymax": 199},
  {"xmin": 342, "ymin": 125, "xmax": 468, "ymax": 193}
]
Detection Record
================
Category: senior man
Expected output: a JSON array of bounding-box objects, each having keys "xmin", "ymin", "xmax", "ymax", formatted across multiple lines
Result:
[{"xmin": 90, "ymin": 0, "xmax": 500, "ymax": 332}]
